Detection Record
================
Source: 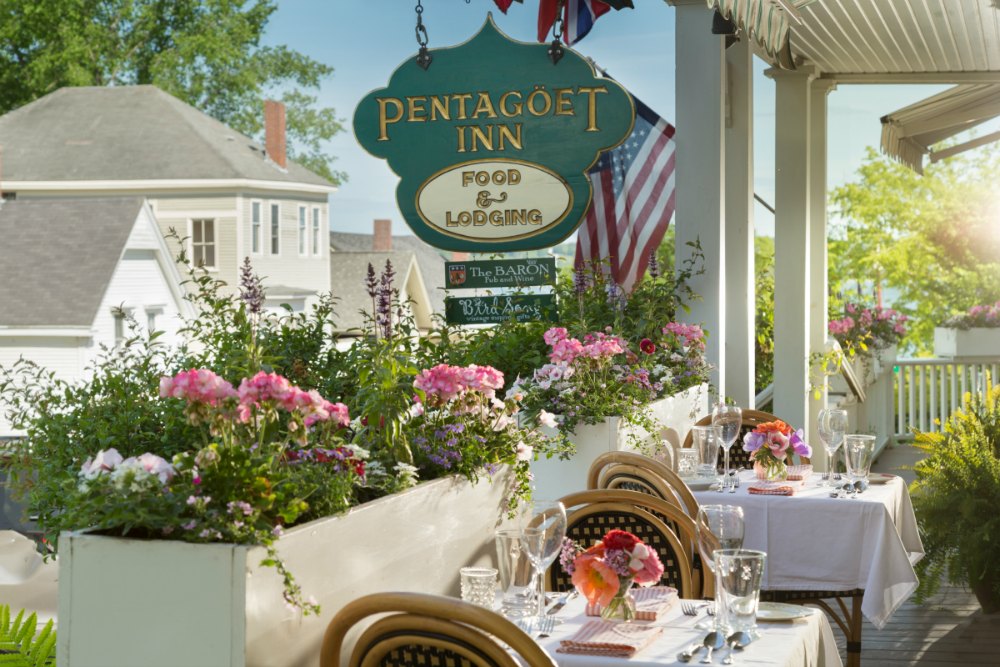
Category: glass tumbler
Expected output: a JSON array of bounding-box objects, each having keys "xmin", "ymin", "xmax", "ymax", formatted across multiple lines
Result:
[
  {"xmin": 495, "ymin": 528, "xmax": 542, "ymax": 620},
  {"xmin": 714, "ymin": 549, "xmax": 766, "ymax": 636},
  {"xmin": 459, "ymin": 566, "xmax": 498, "ymax": 609},
  {"xmin": 691, "ymin": 425, "xmax": 723, "ymax": 478},
  {"xmin": 844, "ymin": 434, "xmax": 877, "ymax": 486},
  {"xmin": 676, "ymin": 448, "xmax": 699, "ymax": 478}
]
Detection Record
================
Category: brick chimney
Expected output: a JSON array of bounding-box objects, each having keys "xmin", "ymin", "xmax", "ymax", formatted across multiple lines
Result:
[
  {"xmin": 264, "ymin": 100, "xmax": 287, "ymax": 168},
  {"xmin": 373, "ymin": 219, "xmax": 392, "ymax": 252}
]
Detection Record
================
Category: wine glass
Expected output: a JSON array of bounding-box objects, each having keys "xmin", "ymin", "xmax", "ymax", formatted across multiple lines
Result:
[
  {"xmin": 524, "ymin": 500, "xmax": 567, "ymax": 622},
  {"xmin": 712, "ymin": 403, "xmax": 743, "ymax": 492},
  {"xmin": 817, "ymin": 408, "xmax": 848, "ymax": 487},
  {"xmin": 696, "ymin": 504, "xmax": 745, "ymax": 629}
]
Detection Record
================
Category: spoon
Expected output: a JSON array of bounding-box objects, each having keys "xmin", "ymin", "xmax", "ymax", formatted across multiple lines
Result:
[
  {"xmin": 721, "ymin": 631, "xmax": 752, "ymax": 664},
  {"xmin": 700, "ymin": 631, "xmax": 725, "ymax": 663},
  {"xmin": 728, "ymin": 471, "xmax": 738, "ymax": 493},
  {"xmin": 676, "ymin": 639, "xmax": 706, "ymax": 663}
]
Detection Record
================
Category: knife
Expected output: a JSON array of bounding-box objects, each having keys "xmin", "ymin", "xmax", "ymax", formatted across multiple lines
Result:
[{"xmin": 545, "ymin": 589, "xmax": 578, "ymax": 615}]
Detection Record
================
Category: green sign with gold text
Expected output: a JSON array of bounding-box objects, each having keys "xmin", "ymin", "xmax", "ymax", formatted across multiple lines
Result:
[{"xmin": 354, "ymin": 16, "xmax": 634, "ymax": 252}]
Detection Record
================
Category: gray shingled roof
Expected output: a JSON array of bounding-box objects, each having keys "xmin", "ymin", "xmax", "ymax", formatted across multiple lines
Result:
[
  {"xmin": 0, "ymin": 198, "xmax": 144, "ymax": 327},
  {"xmin": 329, "ymin": 231, "xmax": 446, "ymax": 314},
  {"xmin": 330, "ymin": 251, "xmax": 420, "ymax": 333},
  {"xmin": 0, "ymin": 86, "xmax": 332, "ymax": 187}
]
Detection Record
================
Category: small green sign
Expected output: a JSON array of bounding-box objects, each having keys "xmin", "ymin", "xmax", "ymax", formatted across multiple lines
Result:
[
  {"xmin": 354, "ymin": 16, "xmax": 634, "ymax": 252},
  {"xmin": 446, "ymin": 257, "xmax": 556, "ymax": 289},
  {"xmin": 445, "ymin": 294, "xmax": 558, "ymax": 325}
]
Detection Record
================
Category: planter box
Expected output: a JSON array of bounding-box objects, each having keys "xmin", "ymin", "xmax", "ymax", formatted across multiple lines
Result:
[
  {"xmin": 530, "ymin": 384, "xmax": 708, "ymax": 500},
  {"xmin": 57, "ymin": 469, "xmax": 515, "ymax": 667},
  {"xmin": 934, "ymin": 327, "xmax": 1000, "ymax": 359}
]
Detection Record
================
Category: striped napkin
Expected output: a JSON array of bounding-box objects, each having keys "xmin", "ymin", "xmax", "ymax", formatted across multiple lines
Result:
[
  {"xmin": 786, "ymin": 464, "xmax": 813, "ymax": 481},
  {"xmin": 584, "ymin": 585, "xmax": 677, "ymax": 620},
  {"xmin": 558, "ymin": 619, "xmax": 663, "ymax": 658},
  {"xmin": 748, "ymin": 481, "xmax": 796, "ymax": 496}
]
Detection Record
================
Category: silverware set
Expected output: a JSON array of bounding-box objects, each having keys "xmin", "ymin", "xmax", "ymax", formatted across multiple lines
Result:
[
  {"xmin": 677, "ymin": 630, "xmax": 753, "ymax": 664},
  {"xmin": 829, "ymin": 479, "xmax": 868, "ymax": 498},
  {"xmin": 715, "ymin": 471, "xmax": 741, "ymax": 493}
]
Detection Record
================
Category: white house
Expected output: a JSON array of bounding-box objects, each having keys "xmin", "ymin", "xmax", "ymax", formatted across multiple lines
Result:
[
  {"xmin": 0, "ymin": 197, "xmax": 188, "ymax": 436},
  {"xmin": 0, "ymin": 86, "xmax": 337, "ymax": 308}
]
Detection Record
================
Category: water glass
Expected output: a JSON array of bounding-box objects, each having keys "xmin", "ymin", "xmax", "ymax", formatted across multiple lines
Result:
[
  {"xmin": 844, "ymin": 434, "xmax": 877, "ymax": 486},
  {"xmin": 714, "ymin": 549, "xmax": 766, "ymax": 635},
  {"xmin": 495, "ymin": 528, "xmax": 543, "ymax": 620},
  {"xmin": 712, "ymin": 403, "xmax": 743, "ymax": 490},
  {"xmin": 460, "ymin": 567, "xmax": 498, "ymax": 609},
  {"xmin": 676, "ymin": 448, "xmax": 699, "ymax": 478},
  {"xmin": 691, "ymin": 425, "xmax": 723, "ymax": 478},
  {"xmin": 695, "ymin": 505, "xmax": 744, "ymax": 631},
  {"xmin": 818, "ymin": 408, "xmax": 848, "ymax": 486}
]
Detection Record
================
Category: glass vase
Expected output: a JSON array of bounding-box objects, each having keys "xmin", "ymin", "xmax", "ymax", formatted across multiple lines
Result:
[
  {"xmin": 601, "ymin": 579, "xmax": 637, "ymax": 622},
  {"xmin": 753, "ymin": 459, "xmax": 788, "ymax": 482}
]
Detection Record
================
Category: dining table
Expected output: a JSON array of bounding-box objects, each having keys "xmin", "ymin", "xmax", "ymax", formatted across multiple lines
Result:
[
  {"xmin": 689, "ymin": 469, "xmax": 924, "ymax": 667},
  {"xmin": 530, "ymin": 593, "xmax": 843, "ymax": 666}
]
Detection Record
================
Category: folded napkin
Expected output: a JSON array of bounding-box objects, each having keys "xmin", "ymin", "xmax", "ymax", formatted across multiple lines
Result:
[
  {"xmin": 748, "ymin": 481, "xmax": 796, "ymax": 496},
  {"xmin": 786, "ymin": 464, "xmax": 813, "ymax": 481},
  {"xmin": 584, "ymin": 585, "xmax": 677, "ymax": 620},
  {"xmin": 558, "ymin": 619, "xmax": 663, "ymax": 658}
]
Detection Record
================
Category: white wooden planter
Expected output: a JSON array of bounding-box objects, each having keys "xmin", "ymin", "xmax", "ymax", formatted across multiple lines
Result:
[
  {"xmin": 934, "ymin": 327, "xmax": 1000, "ymax": 358},
  {"xmin": 57, "ymin": 469, "xmax": 515, "ymax": 667},
  {"xmin": 530, "ymin": 384, "xmax": 708, "ymax": 500}
]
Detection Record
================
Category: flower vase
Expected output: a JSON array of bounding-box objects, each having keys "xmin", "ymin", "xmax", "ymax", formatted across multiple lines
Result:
[
  {"xmin": 601, "ymin": 579, "xmax": 637, "ymax": 622},
  {"xmin": 754, "ymin": 460, "xmax": 788, "ymax": 482}
]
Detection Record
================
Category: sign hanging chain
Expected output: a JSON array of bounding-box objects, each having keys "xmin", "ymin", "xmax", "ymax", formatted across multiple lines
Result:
[
  {"xmin": 548, "ymin": 0, "xmax": 565, "ymax": 64},
  {"xmin": 414, "ymin": 0, "xmax": 432, "ymax": 70}
]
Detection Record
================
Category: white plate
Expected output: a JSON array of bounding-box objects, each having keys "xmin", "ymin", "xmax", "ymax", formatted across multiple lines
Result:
[
  {"xmin": 680, "ymin": 476, "xmax": 718, "ymax": 491},
  {"xmin": 756, "ymin": 602, "xmax": 813, "ymax": 621},
  {"xmin": 867, "ymin": 473, "xmax": 897, "ymax": 485}
]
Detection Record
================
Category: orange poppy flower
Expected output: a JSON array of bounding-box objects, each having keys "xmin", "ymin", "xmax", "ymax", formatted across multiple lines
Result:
[{"xmin": 571, "ymin": 552, "xmax": 621, "ymax": 607}]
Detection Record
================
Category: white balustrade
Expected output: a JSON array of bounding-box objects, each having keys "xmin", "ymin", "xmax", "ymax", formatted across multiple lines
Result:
[{"xmin": 893, "ymin": 358, "xmax": 1000, "ymax": 438}]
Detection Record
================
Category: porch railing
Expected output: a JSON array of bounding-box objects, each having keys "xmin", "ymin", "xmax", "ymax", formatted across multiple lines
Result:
[{"xmin": 893, "ymin": 357, "xmax": 1000, "ymax": 439}]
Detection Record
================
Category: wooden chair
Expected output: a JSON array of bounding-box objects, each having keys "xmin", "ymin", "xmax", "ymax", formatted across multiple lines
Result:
[
  {"xmin": 586, "ymin": 450, "xmax": 699, "ymax": 518},
  {"xmin": 681, "ymin": 409, "xmax": 812, "ymax": 470},
  {"xmin": 548, "ymin": 488, "xmax": 707, "ymax": 600},
  {"xmin": 320, "ymin": 592, "xmax": 557, "ymax": 667}
]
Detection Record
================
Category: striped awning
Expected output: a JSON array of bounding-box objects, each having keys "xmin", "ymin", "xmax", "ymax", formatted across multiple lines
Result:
[
  {"xmin": 706, "ymin": 0, "xmax": 819, "ymax": 69},
  {"xmin": 880, "ymin": 84, "xmax": 1000, "ymax": 173}
]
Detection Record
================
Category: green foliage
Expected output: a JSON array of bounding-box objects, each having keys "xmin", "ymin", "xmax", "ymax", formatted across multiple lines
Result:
[
  {"xmin": 0, "ymin": 0, "xmax": 345, "ymax": 183},
  {"xmin": 911, "ymin": 379, "xmax": 1000, "ymax": 604},
  {"xmin": 754, "ymin": 236, "xmax": 775, "ymax": 395},
  {"xmin": 829, "ymin": 144, "xmax": 1000, "ymax": 354},
  {"xmin": 0, "ymin": 605, "xmax": 55, "ymax": 666}
]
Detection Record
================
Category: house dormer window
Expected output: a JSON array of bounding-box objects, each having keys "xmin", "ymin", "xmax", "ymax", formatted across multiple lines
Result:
[
  {"xmin": 298, "ymin": 205, "xmax": 307, "ymax": 256},
  {"xmin": 311, "ymin": 207, "xmax": 321, "ymax": 256},
  {"xmin": 251, "ymin": 201, "xmax": 262, "ymax": 254},
  {"xmin": 270, "ymin": 202, "xmax": 280, "ymax": 255},
  {"xmin": 191, "ymin": 218, "xmax": 216, "ymax": 269}
]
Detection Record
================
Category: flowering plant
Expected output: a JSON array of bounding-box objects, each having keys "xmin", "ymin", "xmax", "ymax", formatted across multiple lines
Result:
[
  {"xmin": 943, "ymin": 300, "xmax": 1000, "ymax": 330},
  {"xmin": 407, "ymin": 363, "xmax": 571, "ymax": 511},
  {"xmin": 559, "ymin": 529, "xmax": 665, "ymax": 621},
  {"xmin": 66, "ymin": 368, "xmax": 361, "ymax": 615},
  {"xmin": 742, "ymin": 420, "xmax": 812, "ymax": 477},
  {"xmin": 828, "ymin": 302, "xmax": 907, "ymax": 352}
]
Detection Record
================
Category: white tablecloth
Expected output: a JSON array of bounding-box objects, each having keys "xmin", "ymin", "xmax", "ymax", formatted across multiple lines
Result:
[
  {"xmin": 534, "ymin": 596, "xmax": 842, "ymax": 666},
  {"xmin": 693, "ymin": 472, "xmax": 924, "ymax": 630}
]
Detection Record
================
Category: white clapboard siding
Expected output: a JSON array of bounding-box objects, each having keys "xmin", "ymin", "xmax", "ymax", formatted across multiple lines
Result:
[{"xmin": 0, "ymin": 337, "xmax": 91, "ymax": 435}]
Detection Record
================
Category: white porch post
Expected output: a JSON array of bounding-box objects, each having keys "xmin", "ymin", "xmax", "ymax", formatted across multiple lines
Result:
[
  {"xmin": 808, "ymin": 79, "xmax": 836, "ymax": 468},
  {"xmin": 768, "ymin": 66, "xmax": 816, "ymax": 433},
  {"xmin": 672, "ymin": 0, "xmax": 727, "ymax": 398},
  {"xmin": 724, "ymin": 38, "xmax": 755, "ymax": 408}
]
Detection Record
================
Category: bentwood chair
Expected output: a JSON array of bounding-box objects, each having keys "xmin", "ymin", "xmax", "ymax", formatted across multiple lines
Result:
[
  {"xmin": 549, "ymin": 488, "xmax": 705, "ymax": 600},
  {"xmin": 320, "ymin": 592, "xmax": 557, "ymax": 667},
  {"xmin": 681, "ymin": 409, "xmax": 813, "ymax": 470},
  {"xmin": 586, "ymin": 450, "xmax": 699, "ymax": 518}
]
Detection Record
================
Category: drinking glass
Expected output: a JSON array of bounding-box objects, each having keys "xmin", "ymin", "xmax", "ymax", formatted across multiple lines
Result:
[
  {"xmin": 712, "ymin": 404, "xmax": 743, "ymax": 491},
  {"xmin": 691, "ymin": 425, "xmax": 723, "ymax": 480},
  {"xmin": 495, "ymin": 528, "xmax": 543, "ymax": 620},
  {"xmin": 818, "ymin": 408, "xmax": 849, "ymax": 487},
  {"xmin": 695, "ymin": 504, "xmax": 745, "ymax": 629},
  {"xmin": 844, "ymin": 434, "xmax": 876, "ymax": 490},
  {"xmin": 524, "ymin": 500, "xmax": 567, "ymax": 620},
  {"xmin": 459, "ymin": 567, "xmax": 498, "ymax": 609},
  {"xmin": 676, "ymin": 448, "xmax": 699, "ymax": 478},
  {"xmin": 714, "ymin": 549, "xmax": 766, "ymax": 637}
]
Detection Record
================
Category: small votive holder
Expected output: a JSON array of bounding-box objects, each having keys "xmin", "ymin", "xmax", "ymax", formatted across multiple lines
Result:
[
  {"xmin": 676, "ymin": 448, "xmax": 699, "ymax": 478},
  {"xmin": 460, "ymin": 566, "xmax": 498, "ymax": 609}
]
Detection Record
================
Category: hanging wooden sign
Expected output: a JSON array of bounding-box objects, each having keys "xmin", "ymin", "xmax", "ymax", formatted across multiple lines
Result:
[
  {"xmin": 445, "ymin": 257, "xmax": 556, "ymax": 289},
  {"xmin": 445, "ymin": 293, "xmax": 557, "ymax": 325},
  {"xmin": 354, "ymin": 16, "xmax": 634, "ymax": 252}
]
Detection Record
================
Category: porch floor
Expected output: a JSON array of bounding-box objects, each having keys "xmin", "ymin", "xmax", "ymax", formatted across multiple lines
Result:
[{"xmin": 827, "ymin": 443, "xmax": 999, "ymax": 665}]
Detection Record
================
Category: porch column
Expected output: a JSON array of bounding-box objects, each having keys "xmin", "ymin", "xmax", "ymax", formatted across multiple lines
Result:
[
  {"xmin": 808, "ymin": 78, "xmax": 837, "ymax": 468},
  {"xmin": 724, "ymin": 37, "xmax": 755, "ymax": 408},
  {"xmin": 768, "ymin": 65, "xmax": 817, "ymax": 434},
  {"xmin": 672, "ymin": 0, "xmax": 727, "ymax": 398}
]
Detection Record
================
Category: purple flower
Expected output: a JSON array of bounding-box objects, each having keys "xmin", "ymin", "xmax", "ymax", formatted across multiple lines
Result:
[
  {"xmin": 789, "ymin": 429, "xmax": 812, "ymax": 458},
  {"xmin": 743, "ymin": 431, "xmax": 765, "ymax": 452},
  {"xmin": 648, "ymin": 253, "xmax": 660, "ymax": 279},
  {"xmin": 239, "ymin": 257, "xmax": 265, "ymax": 316}
]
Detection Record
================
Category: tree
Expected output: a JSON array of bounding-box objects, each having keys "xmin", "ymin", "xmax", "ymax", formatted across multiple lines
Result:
[
  {"xmin": 0, "ymin": 0, "xmax": 345, "ymax": 183},
  {"xmin": 828, "ymin": 145, "xmax": 1000, "ymax": 354}
]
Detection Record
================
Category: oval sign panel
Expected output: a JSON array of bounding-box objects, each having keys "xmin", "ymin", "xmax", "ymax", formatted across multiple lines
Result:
[{"xmin": 416, "ymin": 160, "xmax": 572, "ymax": 243}]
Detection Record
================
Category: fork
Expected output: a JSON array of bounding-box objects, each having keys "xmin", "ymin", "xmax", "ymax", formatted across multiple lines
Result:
[
  {"xmin": 681, "ymin": 600, "xmax": 706, "ymax": 616},
  {"xmin": 535, "ymin": 615, "xmax": 556, "ymax": 638}
]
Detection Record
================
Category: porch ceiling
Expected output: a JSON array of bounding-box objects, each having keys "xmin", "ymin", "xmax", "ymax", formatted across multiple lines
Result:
[{"xmin": 791, "ymin": 0, "xmax": 1000, "ymax": 80}]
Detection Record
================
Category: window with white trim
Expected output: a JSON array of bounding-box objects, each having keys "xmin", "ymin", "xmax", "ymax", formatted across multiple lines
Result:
[
  {"xmin": 251, "ymin": 201, "xmax": 262, "ymax": 254},
  {"xmin": 270, "ymin": 203, "xmax": 280, "ymax": 255},
  {"xmin": 311, "ymin": 207, "xmax": 321, "ymax": 256},
  {"xmin": 191, "ymin": 218, "xmax": 216, "ymax": 268},
  {"xmin": 147, "ymin": 307, "xmax": 162, "ymax": 333},
  {"xmin": 298, "ymin": 206, "xmax": 307, "ymax": 255}
]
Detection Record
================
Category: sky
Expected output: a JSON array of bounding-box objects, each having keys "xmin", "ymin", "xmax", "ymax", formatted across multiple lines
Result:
[{"xmin": 264, "ymin": 0, "xmax": 951, "ymax": 238}]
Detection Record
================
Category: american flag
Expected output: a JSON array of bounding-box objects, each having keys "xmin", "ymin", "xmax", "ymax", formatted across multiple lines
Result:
[
  {"xmin": 574, "ymin": 95, "xmax": 676, "ymax": 293},
  {"xmin": 536, "ymin": 0, "xmax": 611, "ymax": 44}
]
